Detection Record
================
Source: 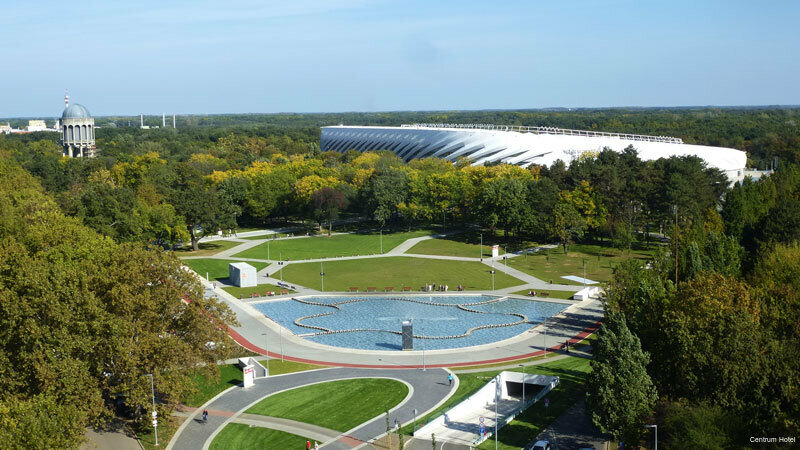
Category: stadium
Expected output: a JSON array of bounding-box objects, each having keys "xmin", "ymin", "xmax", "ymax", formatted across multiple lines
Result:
[{"xmin": 320, "ymin": 123, "xmax": 748, "ymax": 184}]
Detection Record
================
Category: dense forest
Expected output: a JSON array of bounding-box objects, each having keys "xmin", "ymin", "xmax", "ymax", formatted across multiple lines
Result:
[{"xmin": 1, "ymin": 108, "xmax": 798, "ymax": 448}]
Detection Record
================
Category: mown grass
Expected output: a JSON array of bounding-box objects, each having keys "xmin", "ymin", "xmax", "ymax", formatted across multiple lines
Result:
[
  {"xmin": 281, "ymin": 256, "xmax": 524, "ymax": 291},
  {"xmin": 174, "ymin": 240, "xmax": 242, "ymax": 257},
  {"xmin": 222, "ymin": 284, "xmax": 295, "ymax": 298},
  {"xmin": 181, "ymin": 259, "xmax": 270, "ymax": 282},
  {"xmin": 210, "ymin": 424, "xmax": 311, "ymax": 450},
  {"xmin": 407, "ymin": 234, "xmax": 507, "ymax": 258},
  {"xmin": 232, "ymin": 229, "xmax": 434, "ymax": 260},
  {"xmin": 507, "ymin": 243, "xmax": 654, "ymax": 285},
  {"xmin": 246, "ymin": 378, "xmax": 408, "ymax": 432}
]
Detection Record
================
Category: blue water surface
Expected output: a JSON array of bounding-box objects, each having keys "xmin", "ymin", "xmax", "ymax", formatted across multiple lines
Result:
[{"xmin": 251, "ymin": 295, "xmax": 567, "ymax": 351}]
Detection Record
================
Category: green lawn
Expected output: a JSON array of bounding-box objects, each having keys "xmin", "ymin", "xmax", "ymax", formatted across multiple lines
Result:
[
  {"xmin": 182, "ymin": 360, "xmax": 324, "ymax": 408},
  {"xmin": 223, "ymin": 284, "xmax": 295, "ymax": 298},
  {"xmin": 510, "ymin": 289, "xmax": 578, "ymax": 300},
  {"xmin": 246, "ymin": 378, "xmax": 408, "ymax": 432},
  {"xmin": 507, "ymin": 243, "xmax": 654, "ymax": 285},
  {"xmin": 407, "ymin": 236, "xmax": 509, "ymax": 258},
  {"xmin": 399, "ymin": 357, "xmax": 591, "ymax": 446},
  {"xmin": 173, "ymin": 240, "xmax": 242, "ymax": 257},
  {"xmin": 241, "ymin": 233, "xmax": 291, "ymax": 240},
  {"xmin": 181, "ymin": 259, "xmax": 270, "ymax": 282},
  {"xmin": 281, "ymin": 256, "xmax": 524, "ymax": 291},
  {"xmin": 210, "ymin": 424, "xmax": 311, "ymax": 450},
  {"xmin": 232, "ymin": 229, "xmax": 434, "ymax": 260}
]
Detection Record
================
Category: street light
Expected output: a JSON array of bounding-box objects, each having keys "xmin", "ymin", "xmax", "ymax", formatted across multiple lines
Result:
[
  {"xmin": 380, "ymin": 229, "xmax": 383, "ymax": 254},
  {"xmin": 583, "ymin": 259, "xmax": 586, "ymax": 287},
  {"xmin": 519, "ymin": 364, "xmax": 525, "ymax": 405},
  {"xmin": 267, "ymin": 239, "xmax": 270, "ymax": 261},
  {"xmin": 261, "ymin": 332, "xmax": 270, "ymax": 375},
  {"xmin": 143, "ymin": 374, "xmax": 158, "ymax": 447},
  {"xmin": 279, "ymin": 326, "xmax": 284, "ymax": 362},
  {"xmin": 495, "ymin": 377, "xmax": 499, "ymax": 450},
  {"xmin": 490, "ymin": 269, "xmax": 496, "ymax": 291},
  {"xmin": 480, "ymin": 233, "xmax": 483, "ymax": 259},
  {"xmin": 320, "ymin": 262, "xmax": 325, "ymax": 292},
  {"xmin": 646, "ymin": 424, "xmax": 658, "ymax": 450},
  {"xmin": 543, "ymin": 318, "xmax": 548, "ymax": 358},
  {"xmin": 279, "ymin": 252, "xmax": 284, "ymax": 282}
]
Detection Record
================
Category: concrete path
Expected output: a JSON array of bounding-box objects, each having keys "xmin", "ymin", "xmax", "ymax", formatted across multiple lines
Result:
[
  {"xmin": 81, "ymin": 421, "xmax": 142, "ymax": 450},
  {"xmin": 231, "ymin": 413, "xmax": 340, "ymax": 443},
  {"xmin": 168, "ymin": 367, "xmax": 455, "ymax": 450}
]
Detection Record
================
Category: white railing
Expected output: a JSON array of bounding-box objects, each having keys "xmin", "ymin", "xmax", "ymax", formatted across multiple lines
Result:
[{"xmin": 401, "ymin": 123, "xmax": 683, "ymax": 144}]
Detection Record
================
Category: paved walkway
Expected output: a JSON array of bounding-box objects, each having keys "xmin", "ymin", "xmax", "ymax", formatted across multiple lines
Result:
[
  {"xmin": 232, "ymin": 414, "xmax": 341, "ymax": 443},
  {"xmin": 528, "ymin": 397, "xmax": 610, "ymax": 450},
  {"xmin": 168, "ymin": 367, "xmax": 455, "ymax": 450}
]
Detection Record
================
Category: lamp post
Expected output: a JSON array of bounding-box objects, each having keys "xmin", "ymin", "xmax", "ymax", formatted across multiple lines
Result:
[
  {"xmin": 583, "ymin": 259, "xmax": 586, "ymax": 287},
  {"xmin": 320, "ymin": 262, "xmax": 325, "ymax": 292},
  {"xmin": 261, "ymin": 332, "xmax": 270, "ymax": 375},
  {"xmin": 279, "ymin": 326, "xmax": 284, "ymax": 362},
  {"xmin": 480, "ymin": 233, "xmax": 483, "ymax": 259},
  {"xmin": 413, "ymin": 408, "xmax": 418, "ymax": 434},
  {"xmin": 267, "ymin": 239, "xmax": 270, "ymax": 261},
  {"xmin": 143, "ymin": 374, "xmax": 158, "ymax": 447},
  {"xmin": 380, "ymin": 229, "xmax": 383, "ymax": 254},
  {"xmin": 279, "ymin": 252, "xmax": 283, "ymax": 282},
  {"xmin": 504, "ymin": 246, "xmax": 507, "ymax": 267},
  {"xmin": 543, "ymin": 318, "xmax": 548, "ymax": 358},
  {"xmin": 490, "ymin": 269, "xmax": 496, "ymax": 291},
  {"xmin": 519, "ymin": 364, "xmax": 525, "ymax": 405},
  {"xmin": 646, "ymin": 424, "xmax": 658, "ymax": 450},
  {"xmin": 494, "ymin": 377, "xmax": 499, "ymax": 450}
]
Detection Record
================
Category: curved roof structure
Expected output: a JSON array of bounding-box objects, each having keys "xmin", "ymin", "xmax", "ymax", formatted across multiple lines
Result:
[
  {"xmin": 61, "ymin": 104, "xmax": 91, "ymax": 119},
  {"xmin": 320, "ymin": 124, "xmax": 747, "ymax": 183}
]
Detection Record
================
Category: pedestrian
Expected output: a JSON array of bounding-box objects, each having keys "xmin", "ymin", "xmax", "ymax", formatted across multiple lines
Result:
[
  {"xmin": 314, "ymin": 442, "xmax": 319, "ymax": 450},
  {"xmin": 448, "ymin": 373, "xmax": 453, "ymax": 386},
  {"xmin": 202, "ymin": 409, "xmax": 208, "ymax": 423},
  {"xmin": 306, "ymin": 440, "xmax": 311, "ymax": 450},
  {"xmin": 394, "ymin": 418, "xmax": 399, "ymax": 430}
]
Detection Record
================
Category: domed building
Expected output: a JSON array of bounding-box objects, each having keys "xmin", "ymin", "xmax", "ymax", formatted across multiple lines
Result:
[{"xmin": 60, "ymin": 91, "xmax": 96, "ymax": 158}]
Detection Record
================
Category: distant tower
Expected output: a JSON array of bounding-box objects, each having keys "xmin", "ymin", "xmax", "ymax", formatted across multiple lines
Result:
[
  {"xmin": 60, "ymin": 90, "xmax": 96, "ymax": 158},
  {"xmin": 173, "ymin": 114, "xmax": 176, "ymax": 128},
  {"xmin": 140, "ymin": 114, "xmax": 144, "ymax": 128},
  {"xmin": 162, "ymin": 113, "xmax": 165, "ymax": 128}
]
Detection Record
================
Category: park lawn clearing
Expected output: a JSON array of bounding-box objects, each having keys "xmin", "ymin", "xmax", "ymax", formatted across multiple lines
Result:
[
  {"xmin": 281, "ymin": 256, "xmax": 524, "ymax": 291},
  {"xmin": 210, "ymin": 424, "xmax": 311, "ymax": 450},
  {"xmin": 246, "ymin": 378, "xmax": 408, "ymax": 432},
  {"xmin": 223, "ymin": 284, "xmax": 295, "ymax": 298},
  {"xmin": 181, "ymin": 259, "xmax": 269, "ymax": 282},
  {"xmin": 408, "ymin": 234, "xmax": 506, "ymax": 258},
  {"xmin": 174, "ymin": 240, "xmax": 241, "ymax": 257},
  {"xmin": 182, "ymin": 360, "xmax": 324, "ymax": 408},
  {"xmin": 507, "ymin": 243, "xmax": 654, "ymax": 285},
  {"xmin": 510, "ymin": 289, "xmax": 578, "ymax": 300},
  {"xmin": 232, "ymin": 229, "xmax": 434, "ymax": 260}
]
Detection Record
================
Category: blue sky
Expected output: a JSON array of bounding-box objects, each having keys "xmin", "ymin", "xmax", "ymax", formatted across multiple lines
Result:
[{"xmin": 2, "ymin": 0, "xmax": 799, "ymax": 117}]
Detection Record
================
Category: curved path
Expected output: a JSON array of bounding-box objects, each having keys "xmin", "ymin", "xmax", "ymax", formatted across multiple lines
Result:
[{"xmin": 168, "ymin": 367, "xmax": 454, "ymax": 450}]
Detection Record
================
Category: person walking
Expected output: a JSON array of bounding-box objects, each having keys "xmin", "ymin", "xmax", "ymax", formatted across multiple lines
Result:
[
  {"xmin": 448, "ymin": 373, "xmax": 453, "ymax": 386},
  {"xmin": 314, "ymin": 442, "xmax": 319, "ymax": 450},
  {"xmin": 306, "ymin": 440, "xmax": 311, "ymax": 450},
  {"xmin": 202, "ymin": 409, "xmax": 208, "ymax": 423}
]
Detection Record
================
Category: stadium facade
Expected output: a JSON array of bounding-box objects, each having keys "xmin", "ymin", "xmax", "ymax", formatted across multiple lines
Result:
[{"xmin": 320, "ymin": 124, "xmax": 747, "ymax": 184}]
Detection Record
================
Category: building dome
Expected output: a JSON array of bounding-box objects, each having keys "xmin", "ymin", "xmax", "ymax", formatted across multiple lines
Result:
[{"xmin": 61, "ymin": 104, "xmax": 91, "ymax": 119}]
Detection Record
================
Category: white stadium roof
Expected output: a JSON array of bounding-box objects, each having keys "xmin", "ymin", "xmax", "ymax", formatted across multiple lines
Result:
[{"xmin": 320, "ymin": 123, "xmax": 747, "ymax": 183}]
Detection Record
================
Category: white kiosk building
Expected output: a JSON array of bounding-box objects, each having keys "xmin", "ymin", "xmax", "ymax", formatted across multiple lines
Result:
[{"xmin": 229, "ymin": 262, "xmax": 257, "ymax": 288}]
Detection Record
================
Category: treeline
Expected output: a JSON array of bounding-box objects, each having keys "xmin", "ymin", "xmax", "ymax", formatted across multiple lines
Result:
[
  {"xmin": 586, "ymin": 166, "xmax": 800, "ymax": 446},
  {"xmin": 0, "ymin": 126, "xmax": 730, "ymax": 255},
  {"xmin": 0, "ymin": 152, "xmax": 237, "ymax": 448}
]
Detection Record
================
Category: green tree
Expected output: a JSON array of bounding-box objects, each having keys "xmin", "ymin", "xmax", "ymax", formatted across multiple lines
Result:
[
  {"xmin": 478, "ymin": 177, "xmax": 530, "ymax": 238},
  {"xmin": 548, "ymin": 200, "xmax": 586, "ymax": 254},
  {"xmin": 586, "ymin": 310, "xmax": 657, "ymax": 446}
]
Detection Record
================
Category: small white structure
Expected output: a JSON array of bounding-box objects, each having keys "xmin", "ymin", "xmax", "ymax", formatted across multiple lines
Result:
[
  {"xmin": 238, "ymin": 357, "xmax": 268, "ymax": 388},
  {"xmin": 492, "ymin": 245, "xmax": 500, "ymax": 258},
  {"xmin": 229, "ymin": 262, "xmax": 257, "ymax": 287}
]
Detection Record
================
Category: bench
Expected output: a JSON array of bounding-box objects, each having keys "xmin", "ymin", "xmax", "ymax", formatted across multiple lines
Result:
[
  {"xmin": 384, "ymin": 287, "xmax": 394, "ymax": 292},
  {"xmin": 280, "ymin": 290, "xmax": 289, "ymax": 295},
  {"xmin": 540, "ymin": 291, "xmax": 550, "ymax": 298},
  {"xmin": 366, "ymin": 287, "xmax": 377, "ymax": 292},
  {"xmin": 401, "ymin": 286, "xmax": 412, "ymax": 292},
  {"xmin": 349, "ymin": 287, "xmax": 359, "ymax": 292}
]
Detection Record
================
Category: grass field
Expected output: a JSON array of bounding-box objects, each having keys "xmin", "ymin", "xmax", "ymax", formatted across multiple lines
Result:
[
  {"xmin": 232, "ymin": 229, "xmax": 434, "ymax": 260},
  {"xmin": 399, "ymin": 356, "xmax": 591, "ymax": 447},
  {"xmin": 281, "ymin": 256, "xmax": 524, "ymax": 291},
  {"xmin": 407, "ymin": 231, "xmax": 513, "ymax": 258},
  {"xmin": 241, "ymin": 233, "xmax": 290, "ymax": 240},
  {"xmin": 182, "ymin": 360, "xmax": 324, "ymax": 408},
  {"xmin": 210, "ymin": 424, "xmax": 311, "ymax": 450},
  {"xmin": 246, "ymin": 378, "xmax": 408, "ymax": 432},
  {"xmin": 181, "ymin": 259, "xmax": 270, "ymax": 282},
  {"xmin": 507, "ymin": 243, "xmax": 654, "ymax": 285},
  {"xmin": 510, "ymin": 289, "xmax": 578, "ymax": 299},
  {"xmin": 174, "ymin": 240, "xmax": 241, "ymax": 257},
  {"xmin": 222, "ymin": 284, "xmax": 295, "ymax": 298}
]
